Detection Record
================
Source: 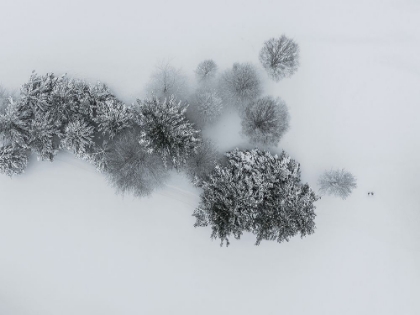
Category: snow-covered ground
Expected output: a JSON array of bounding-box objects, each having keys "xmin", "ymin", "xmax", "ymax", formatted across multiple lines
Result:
[{"xmin": 1, "ymin": 0, "xmax": 419, "ymax": 314}]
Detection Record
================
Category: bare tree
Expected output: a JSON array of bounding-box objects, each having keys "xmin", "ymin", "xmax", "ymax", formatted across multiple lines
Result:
[
  {"xmin": 145, "ymin": 61, "xmax": 188, "ymax": 101},
  {"xmin": 195, "ymin": 60, "xmax": 218, "ymax": 83},
  {"xmin": 318, "ymin": 169, "xmax": 357, "ymax": 199},
  {"xmin": 241, "ymin": 96, "xmax": 290, "ymax": 146},
  {"xmin": 0, "ymin": 85, "xmax": 17, "ymax": 114},
  {"xmin": 259, "ymin": 35, "xmax": 300, "ymax": 81},
  {"xmin": 188, "ymin": 88, "xmax": 223, "ymax": 127},
  {"xmin": 104, "ymin": 128, "xmax": 169, "ymax": 197},
  {"xmin": 219, "ymin": 63, "xmax": 262, "ymax": 108}
]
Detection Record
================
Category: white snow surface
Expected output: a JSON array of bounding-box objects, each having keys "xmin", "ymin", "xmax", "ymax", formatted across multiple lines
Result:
[{"xmin": 1, "ymin": 0, "xmax": 420, "ymax": 314}]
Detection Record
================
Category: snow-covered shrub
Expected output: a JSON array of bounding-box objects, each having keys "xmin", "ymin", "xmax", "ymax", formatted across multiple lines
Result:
[
  {"xmin": 219, "ymin": 63, "xmax": 261, "ymax": 108},
  {"xmin": 195, "ymin": 60, "xmax": 218, "ymax": 83},
  {"xmin": 184, "ymin": 139, "xmax": 219, "ymax": 186},
  {"xmin": 136, "ymin": 96, "xmax": 201, "ymax": 169},
  {"xmin": 259, "ymin": 35, "xmax": 300, "ymax": 81},
  {"xmin": 188, "ymin": 88, "xmax": 223, "ymax": 127},
  {"xmin": 104, "ymin": 128, "xmax": 168, "ymax": 197},
  {"xmin": 145, "ymin": 62, "xmax": 188, "ymax": 101},
  {"xmin": 0, "ymin": 144, "xmax": 28, "ymax": 176},
  {"xmin": 61, "ymin": 120, "xmax": 95, "ymax": 158},
  {"xmin": 193, "ymin": 148, "xmax": 319, "ymax": 246},
  {"xmin": 241, "ymin": 96, "xmax": 290, "ymax": 146},
  {"xmin": 318, "ymin": 169, "xmax": 357, "ymax": 199}
]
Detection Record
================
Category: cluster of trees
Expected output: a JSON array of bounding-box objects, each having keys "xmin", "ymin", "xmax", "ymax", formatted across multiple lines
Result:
[
  {"xmin": 0, "ymin": 72, "xmax": 202, "ymax": 194},
  {"xmin": 194, "ymin": 149, "xmax": 318, "ymax": 246},
  {"xmin": 145, "ymin": 35, "xmax": 299, "ymax": 147},
  {"xmin": 180, "ymin": 35, "xmax": 299, "ymax": 147},
  {"xmin": 0, "ymin": 33, "xmax": 358, "ymax": 245}
]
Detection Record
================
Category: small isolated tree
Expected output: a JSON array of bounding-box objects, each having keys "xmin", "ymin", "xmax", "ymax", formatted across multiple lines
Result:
[
  {"xmin": 145, "ymin": 62, "xmax": 188, "ymax": 101},
  {"xmin": 318, "ymin": 169, "xmax": 357, "ymax": 199},
  {"xmin": 104, "ymin": 128, "xmax": 168, "ymax": 197},
  {"xmin": 0, "ymin": 144, "xmax": 28, "ymax": 176},
  {"xmin": 136, "ymin": 96, "xmax": 201, "ymax": 169},
  {"xmin": 241, "ymin": 96, "xmax": 290, "ymax": 146},
  {"xmin": 188, "ymin": 89, "xmax": 223, "ymax": 127},
  {"xmin": 219, "ymin": 63, "xmax": 261, "ymax": 108},
  {"xmin": 195, "ymin": 60, "xmax": 218, "ymax": 83},
  {"xmin": 193, "ymin": 148, "xmax": 319, "ymax": 246},
  {"xmin": 184, "ymin": 139, "xmax": 219, "ymax": 186},
  {"xmin": 259, "ymin": 35, "xmax": 300, "ymax": 81}
]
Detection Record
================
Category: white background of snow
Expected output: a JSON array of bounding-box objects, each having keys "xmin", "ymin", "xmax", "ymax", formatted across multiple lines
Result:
[{"xmin": 1, "ymin": 0, "xmax": 420, "ymax": 314}]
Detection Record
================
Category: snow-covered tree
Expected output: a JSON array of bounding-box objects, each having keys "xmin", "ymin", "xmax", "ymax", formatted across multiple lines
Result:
[
  {"xmin": 93, "ymin": 98, "xmax": 135, "ymax": 139},
  {"xmin": 0, "ymin": 144, "xmax": 28, "ymax": 176},
  {"xmin": 318, "ymin": 169, "xmax": 357, "ymax": 199},
  {"xmin": 20, "ymin": 72, "xmax": 64, "ymax": 120},
  {"xmin": 85, "ymin": 82, "xmax": 116, "ymax": 119},
  {"xmin": 0, "ymin": 86, "xmax": 18, "ymax": 114},
  {"xmin": 184, "ymin": 139, "xmax": 219, "ymax": 186},
  {"xmin": 188, "ymin": 88, "xmax": 223, "ymax": 127},
  {"xmin": 136, "ymin": 96, "xmax": 201, "ymax": 169},
  {"xmin": 61, "ymin": 120, "xmax": 95, "ymax": 158},
  {"xmin": 28, "ymin": 113, "xmax": 61, "ymax": 161},
  {"xmin": 145, "ymin": 62, "xmax": 188, "ymax": 101},
  {"xmin": 104, "ymin": 128, "xmax": 168, "ymax": 197},
  {"xmin": 18, "ymin": 72, "xmax": 65, "ymax": 160},
  {"xmin": 87, "ymin": 140, "xmax": 111, "ymax": 172},
  {"xmin": 195, "ymin": 60, "xmax": 218, "ymax": 83},
  {"xmin": 0, "ymin": 86, "xmax": 7, "ymax": 114},
  {"xmin": 51, "ymin": 77, "xmax": 92, "ymax": 125},
  {"xmin": 219, "ymin": 63, "xmax": 261, "ymax": 108},
  {"xmin": 0, "ymin": 97, "xmax": 31, "ymax": 147},
  {"xmin": 241, "ymin": 96, "xmax": 290, "ymax": 146},
  {"xmin": 16, "ymin": 72, "xmax": 135, "ymax": 161},
  {"xmin": 193, "ymin": 148, "xmax": 318, "ymax": 246},
  {"xmin": 259, "ymin": 35, "xmax": 300, "ymax": 81}
]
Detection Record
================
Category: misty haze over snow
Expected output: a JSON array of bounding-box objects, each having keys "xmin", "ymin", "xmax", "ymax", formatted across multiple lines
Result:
[{"xmin": 0, "ymin": 0, "xmax": 420, "ymax": 314}]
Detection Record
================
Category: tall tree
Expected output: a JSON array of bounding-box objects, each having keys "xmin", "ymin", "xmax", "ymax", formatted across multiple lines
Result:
[
  {"xmin": 104, "ymin": 128, "xmax": 168, "ymax": 197},
  {"xmin": 193, "ymin": 148, "xmax": 319, "ymax": 246},
  {"xmin": 136, "ymin": 96, "xmax": 201, "ymax": 169}
]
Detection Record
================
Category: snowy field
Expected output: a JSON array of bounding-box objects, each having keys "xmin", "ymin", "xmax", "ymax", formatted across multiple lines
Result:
[{"xmin": 1, "ymin": 0, "xmax": 420, "ymax": 314}]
